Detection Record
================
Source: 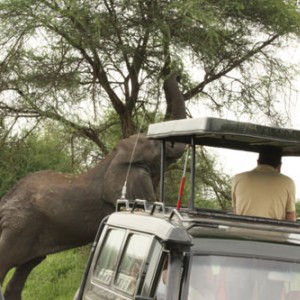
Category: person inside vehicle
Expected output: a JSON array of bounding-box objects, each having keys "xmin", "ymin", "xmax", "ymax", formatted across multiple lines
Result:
[{"xmin": 232, "ymin": 145, "xmax": 296, "ymax": 221}]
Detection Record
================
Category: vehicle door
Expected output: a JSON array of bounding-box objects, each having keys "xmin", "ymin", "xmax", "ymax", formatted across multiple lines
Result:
[{"xmin": 82, "ymin": 226, "xmax": 165, "ymax": 300}]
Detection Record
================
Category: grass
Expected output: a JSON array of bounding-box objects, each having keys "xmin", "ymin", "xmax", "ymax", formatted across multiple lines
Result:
[{"xmin": 4, "ymin": 246, "xmax": 91, "ymax": 300}]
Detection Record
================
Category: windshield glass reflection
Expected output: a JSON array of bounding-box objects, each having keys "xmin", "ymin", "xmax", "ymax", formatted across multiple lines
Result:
[{"xmin": 188, "ymin": 255, "xmax": 300, "ymax": 300}]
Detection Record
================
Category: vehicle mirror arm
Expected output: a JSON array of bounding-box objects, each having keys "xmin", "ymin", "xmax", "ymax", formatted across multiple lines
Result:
[{"xmin": 165, "ymin": 249, "xmax": 184, "ymax": 300}]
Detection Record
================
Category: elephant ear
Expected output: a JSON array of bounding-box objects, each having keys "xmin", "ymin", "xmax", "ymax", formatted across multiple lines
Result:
[
  {"xmin": 102, "ymin": 163, "xmax": 156, "ymax": 206},
  {"xmin": 101, "ymin": 134, "xmax": 159, "ymax": 206}
]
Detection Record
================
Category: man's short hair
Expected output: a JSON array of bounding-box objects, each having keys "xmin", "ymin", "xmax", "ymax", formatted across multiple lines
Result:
[{"xmin": 258, "ymin": 145, "xmax": 282, "ymax": 168}]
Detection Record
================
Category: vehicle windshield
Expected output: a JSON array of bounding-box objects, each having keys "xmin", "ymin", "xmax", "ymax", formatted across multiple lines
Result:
[{"xmin": 188, "ymin": 255, "xmax": 300, "ymax": 300}]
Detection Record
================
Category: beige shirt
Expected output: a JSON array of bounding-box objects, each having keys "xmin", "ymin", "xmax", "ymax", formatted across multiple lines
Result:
[{"xmin": 232, "ymin": 164, "xmax": 296, "ymax": 220}]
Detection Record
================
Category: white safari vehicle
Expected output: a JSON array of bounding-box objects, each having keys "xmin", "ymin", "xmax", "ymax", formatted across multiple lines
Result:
[{"xmin": 75, "ymin": 117, "xmax": 300, "ymax": 300}]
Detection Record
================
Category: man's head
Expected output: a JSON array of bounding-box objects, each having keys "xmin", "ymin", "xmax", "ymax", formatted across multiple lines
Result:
[{"xmin": 257, "ymin": 145, "xmax": 282, "ymax": 169}]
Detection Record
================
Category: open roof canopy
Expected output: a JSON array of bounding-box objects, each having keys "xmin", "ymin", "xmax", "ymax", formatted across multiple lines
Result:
[{"xmin": 147, "ymin": 117, "xmax": 300, "ymax": 156}]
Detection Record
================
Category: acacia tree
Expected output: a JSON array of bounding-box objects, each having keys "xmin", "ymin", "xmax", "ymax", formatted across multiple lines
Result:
[{"xmin": 0, "ymin": 0, "xmax": 300, "ymax": 154}]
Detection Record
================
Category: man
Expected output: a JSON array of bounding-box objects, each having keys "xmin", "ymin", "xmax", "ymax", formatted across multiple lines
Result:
[{"xmin": 232, "ymin": 145, "xmax": 296, "ymax": 221}]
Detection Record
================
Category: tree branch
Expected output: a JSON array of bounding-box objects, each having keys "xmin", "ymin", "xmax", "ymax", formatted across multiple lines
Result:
[{"xmin": 184, "ymin": 33, "xmax": 281, "ymax": 100}]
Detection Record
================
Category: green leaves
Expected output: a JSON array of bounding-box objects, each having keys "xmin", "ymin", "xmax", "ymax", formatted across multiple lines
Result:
[
  {"xmin": 0, "ymin": 126, "xmax": 75, "ymax": 198},
  {"xmin": 1, "ymin": 0, "xmax": 300, "ymax": 150}
]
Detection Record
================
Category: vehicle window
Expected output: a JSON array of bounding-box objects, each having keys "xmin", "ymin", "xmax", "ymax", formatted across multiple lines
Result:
[
  {"xmin": 93, "ymin": 229, "xmax": 125, "ymax": 285},
  {"xmin": 155, "ymin": 254, "xmax": 169, "ymax": 300},
  {"xmin": 114, "ymin": 234, "xmax": 151, "ymax": 295},
  {"xmin": 141, "ymin": 240, "xmax": 165, "ymax": 297},
  {"xmin": 188, "ymin": 255, "xmax": 300, "ymax": 300}
]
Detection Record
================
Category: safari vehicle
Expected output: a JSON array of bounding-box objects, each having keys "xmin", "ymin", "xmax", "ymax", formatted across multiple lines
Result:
[{"xmin": 75, "ymin": 117, "xmax": 300, "ymax": 300}]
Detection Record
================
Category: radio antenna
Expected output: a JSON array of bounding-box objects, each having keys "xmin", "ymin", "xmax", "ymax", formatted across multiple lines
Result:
[{"xmin": 120, "ymin": 108, "xmax": 147, "ymax": 199}]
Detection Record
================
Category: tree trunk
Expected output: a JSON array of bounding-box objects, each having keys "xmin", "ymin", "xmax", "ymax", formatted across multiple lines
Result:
[{"xmin": 120, "ymin": 109, "xmax": 136, "ymax": 138}]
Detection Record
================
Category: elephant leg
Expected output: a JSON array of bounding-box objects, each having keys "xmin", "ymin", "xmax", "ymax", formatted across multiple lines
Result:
[
  {"xmin": 0, "ymin": 229, "xmax": 35, "ymax": 287},
  {"xmin": 4, "ymin": 256, "xmax": 46, "ymax": 300},
  {"xmin": 0, "ymin": 234, "xmax": 14, "ymax": 285}
]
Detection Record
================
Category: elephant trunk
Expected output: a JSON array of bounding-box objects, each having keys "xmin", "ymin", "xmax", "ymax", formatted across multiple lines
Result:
[{"xmin": 163, "ymin": 73, "xmax": 186, "ymax": 121}]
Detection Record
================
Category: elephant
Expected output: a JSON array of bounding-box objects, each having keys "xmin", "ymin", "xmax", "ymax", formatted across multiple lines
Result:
[{"xmin": 0, "ymin": 73, "xmax": 186, "ymax": 300}]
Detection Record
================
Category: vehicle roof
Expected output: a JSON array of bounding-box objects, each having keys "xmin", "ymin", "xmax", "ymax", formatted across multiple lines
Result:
[
  {"xmin": 107, "ymin": 211, "xmax": 193, "ymax": 247},
  {"xmin": 186, "ymin": 209, "xmax": 300, "ymax": 245},
  {"xmin": 110, "ymin": 201, "xmax": 300, "ymax": 247},
  {"xmin": 147, "ymin": 117, "xmax": 300, "ymax": 156},
  {"xmin": 192, "ymin": 238, "xmax": 300, "ymax": 262}
]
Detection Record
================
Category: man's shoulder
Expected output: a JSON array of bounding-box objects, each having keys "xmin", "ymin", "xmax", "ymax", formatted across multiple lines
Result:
[
  {"xmin": 232, "ymin": 170, "xmax": 255, "ymax": 182},
  {"xmin": 278, "ymin": 172, "xmax": 295, "ymax": 183},
  {"xmin": 234, "ymin": 169, "xmax": 256, "ymax": 177}
]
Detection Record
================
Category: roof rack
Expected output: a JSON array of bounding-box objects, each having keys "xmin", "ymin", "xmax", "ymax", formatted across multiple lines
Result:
[
  {"xmin": 185, "ymin": 211, "xmax": 300, "ymax": 234},
  {"xmin": 116, "ymin": 199, "xmax": 300, "ymax": 234},
  {"xmin": 116, "ymin": 199, "xmax": 166, "ymax": 215}
]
